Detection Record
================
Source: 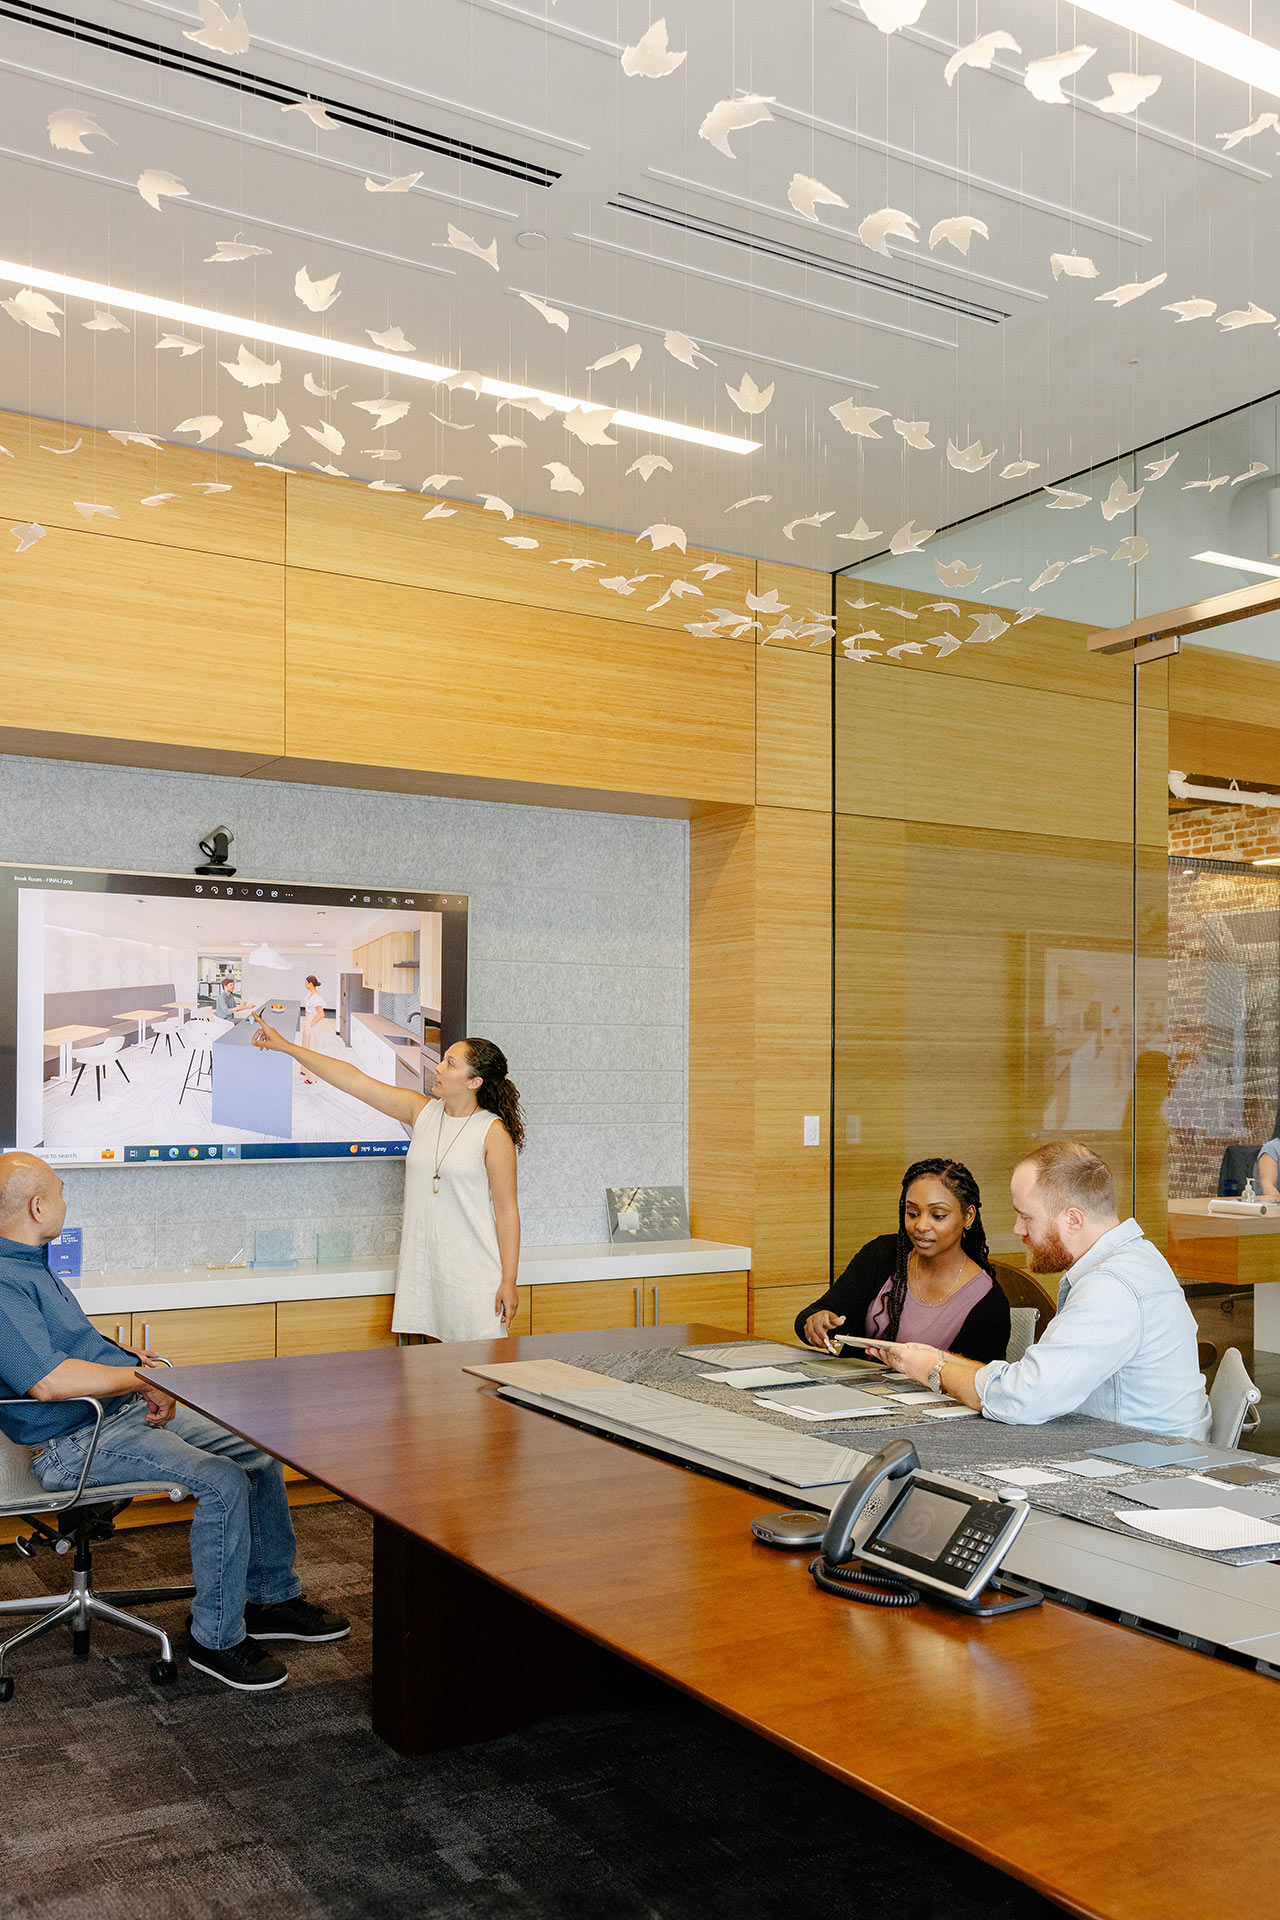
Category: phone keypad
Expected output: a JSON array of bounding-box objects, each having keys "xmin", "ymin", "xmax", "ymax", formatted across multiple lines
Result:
[{"xmin": 942, "ymin": 1519, "xmax": 1000, "ymax": 1579}]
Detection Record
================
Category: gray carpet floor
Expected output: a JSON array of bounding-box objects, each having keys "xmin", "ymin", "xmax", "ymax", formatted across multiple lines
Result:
[{"xmin": 0, "ymin": 1502, "xmax": 1057, "ymax": 1920}]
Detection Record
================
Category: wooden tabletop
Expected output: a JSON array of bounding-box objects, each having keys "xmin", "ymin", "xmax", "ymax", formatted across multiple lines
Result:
[
  {"xmin": 113, "ymin": 1008, "xmax": 171, "ymax": 1019},
  {"xmin": 42, "ymin": 1023, "xmax": 109, "ymax": 1045},
  {"xmin": 162, "ymin": 1325, "xmax": 1280, "ymax": 1920}
]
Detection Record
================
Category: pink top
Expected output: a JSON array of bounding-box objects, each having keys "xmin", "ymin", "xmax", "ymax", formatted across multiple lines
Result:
[{"xmin": 865, "ymin": 1268, "xmax": 994, "ymax": 1351}]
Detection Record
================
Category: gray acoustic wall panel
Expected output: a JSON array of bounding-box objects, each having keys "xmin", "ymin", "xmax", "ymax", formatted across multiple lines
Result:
[{"xmin": 0, "ymin": 754, "xmax": 688, "ymax": 1270}]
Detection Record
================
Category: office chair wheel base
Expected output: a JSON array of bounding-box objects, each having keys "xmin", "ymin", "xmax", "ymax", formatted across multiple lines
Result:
[
  {"xmin": 1222, "ymin": 1298, "xmax": 1235, "ymax": 1314},
  {"xmin": 72, "ymin": 1630, "xmax": 90, "ymax": 1660},
  {"xmin": 150, "ymin": 1660, "xmax": 177, "ymax": 1686},
  {"xmin": 0, "ymin": 1676, "xmax": 13, "ymax": 1703}
]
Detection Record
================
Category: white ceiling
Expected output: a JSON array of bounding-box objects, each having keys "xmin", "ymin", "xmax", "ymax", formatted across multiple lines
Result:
[
  {"xmin": 3, "ymin": 0, "xmax": 1280, "ymax": 568},
  {"xmin": 39, "ymin": 892, "xmax": 423, "ymax": 950}
]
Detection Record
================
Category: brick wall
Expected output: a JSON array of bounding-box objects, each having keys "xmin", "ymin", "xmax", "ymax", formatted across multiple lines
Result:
[{"xmin": 1169, "ymin": 804, "xmax": 1280, "ymax": 864}]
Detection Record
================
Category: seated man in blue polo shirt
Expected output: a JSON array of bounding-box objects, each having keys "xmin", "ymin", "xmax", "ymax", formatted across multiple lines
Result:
[{"xmin": 0, "ymin": 1151, "xmax": 348, "ymax": 1692}]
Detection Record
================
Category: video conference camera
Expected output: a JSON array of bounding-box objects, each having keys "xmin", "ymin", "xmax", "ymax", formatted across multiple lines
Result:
[{"xmin": 195, "ymin": 826, "xmax": 237, "ymax": 877}]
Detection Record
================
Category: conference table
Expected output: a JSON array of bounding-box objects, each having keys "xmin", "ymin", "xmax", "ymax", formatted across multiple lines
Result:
[{"xmin": 162, "ymin": 1325, "xmax": 1280, "ymax": 1920}]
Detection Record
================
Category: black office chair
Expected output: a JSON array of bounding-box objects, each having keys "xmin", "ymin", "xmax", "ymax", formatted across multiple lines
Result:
[
  {"xmin": 1217, "ymin": 1144, "xmax": 1265, "ymax": 1197},
  {"xmin": 0, "ymin": 1393, "xmax": 194, "ymax": 1700}
]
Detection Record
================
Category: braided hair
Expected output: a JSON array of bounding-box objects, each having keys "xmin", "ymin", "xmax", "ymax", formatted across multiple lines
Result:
[
  {"xmin": 461, "ymin": 1036, "xmax": 525, "ymax": 1153},
  {"xmin": 876, "ymin": 1158, "xmax": 990, "ymax": 1341}
]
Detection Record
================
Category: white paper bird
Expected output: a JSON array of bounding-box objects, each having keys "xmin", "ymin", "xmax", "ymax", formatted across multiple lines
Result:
[
  {"xmin": 588, "ymin": 343, "xmax": 643, "ymax": 372},
  {"xmin": 925, "ymin": 601, "xmax": 961, "ymax": 615},
  {"xmin": 830, "ymin": 400, "xmax": 889, "ymax": 437},
  {"xmin": 929, "ymin": 216, "xmax": 989, "ymax": 256},
  {"xmin": 490, "ymin": 434, "xmax": 527, "ymax": 451},
  {"xmin": 725, "ymin": 493, "xmax": 772, "ymax": 510},
  {"xmin": 1233, "ymin": 462, "xmax": 1269, "ymax": 485},
  {"xmin": 984, "ymin": 579, "xmax": 1021, "ymax": 593},
  {"xmin": 1095, "ymin": 72, "xmax": 1161, "ymax": 113},
  {"xmin": 442, "ymin": 369, "xmax": 485, "ymax": 393},
  {"xmin": 498, "ymin": 395, "xmax": 554, "ymax": 420},
  {"xmin": 140, "ymin": 492, "xmax": 183, "ymax": 505},
  {"xmin": 205, "ymin": 238, "xmax": 271, "ymax": 262},
  {"xmin": 1100, "ymin": 476, "xmax": 1143, "ymax": 519},
  {"xmin": 1025, "ymin": 46, "xmax": 1096, "ymax": 103},
  {"xmin": 445, "ymin": 224, "xmax": 499, "ymax": 271},
  {"xmin": 1045, "ymin": 487, "xmax": 1091, "ymax": 509},
  {"xmin": 365, "ymin": 172, "xmax": 423, "ymax": 193},
  {"xmin": 1218, "ymin": 303, "xmax": 1276, "ymax": 330},
  {"xmin": 1183, "ymin": 474, "xmax": 1229, "ymax": 491},
  {"xmin": 421, "ymin": 474, "xmax": 462, "ymax": 490},
  {"xmin": 889, "ymin": 521, "xmax": 934, "ymax": 553},
  {"xmin": 40, "ymin": 438, "xmax": 82, "ymax": 454},
  {"xmin": 1029, "ymin": 561, "xmax": 1067, "ymax": 591},
  {"xmin": 685, "ymin": 618, "xmax": 727, "ymax": 636},
  {"xmin": 156, "ymin": 332, "xmax": 203, "ymax": 356},
  {"xmin": 691, "ymin": 562, "xmax": 731, "ymax": 579},
  {"xmin": 302, "ymin": 420, "xmax": 345, "ymax": 456},
  {"xmin": 931, "ymin": 635, "xmax": 962, "ymax": 658},
  {"xmin": 1, "ymin": 288, "xmax": 63, "ymax": 335},
  {"xmin": 1050, "ymin": 252, "xmax": 1099, "ymax": 280},
  {"xmin": 944, "ymin": 30, "xmax": 1020, "ymax": 84},
  {"xmin": 698, "ymin": 94, "xmax": 775, "ymax": 158},
  {"xmin": 10, "ymin": 522, "xmax": 46, "ymax": 552},
  {"xmin": 725, "ymin": 372, "xmax": 774, "ymax": 414},
  {"xmin": 621, "ymin": 18, "xmax": 686, "ymax": 77},
  {"xmin": 1000, "ymin": 458, "xmax": 1040, "ymax": 477},
  {"xmin": 238, "ymin": 410, "xmax": 290, "ymax": 458},
  {"xmin": 1096, "ymin": 274, "xmax": 1167, "ymax": 307},
  {"xmin": 190, "ymin": 482, "xmax": 232, "ymax": 494},
  {"xmin": 893, "ymin": 418, "xmax": 934, "ymax": 450},
  {"xmin": 73, "ymin": 501, "xmax": 118, "ymax": 522},
  {"xmin": 664, "ymin": 330, "xmax": 717, "ymax": 367},
  {"xmin": 543, "ymin": 461, "xmax": 584, "ymax": 494},
  {"xmin": 295, "ymin": 266, "xmax": 341, "ymax": 312},
  {"xmin": 184, "ymin": 0, "xmax": 250, "ymax": 54},
  {"xmin": 310, "ymin": 465, "xmax": 347, "ymax": 479},
  {"xmin": 858, "ymin": 207, "xmax": 919, "ymax": 256},
  {"xmin": 845, "ymin": 627, "xmax": 882, "ymax": 641},
  {"xmin": 783, "ymin": 510, "xmax": 836, "ymax": 540},
  {"xmin": 887, "ymin": 641, "xmax": 930, "ymax": 660},
  {"xmin": 947, "ymin": 438, "xmax": 998, "ymax": 472},
  {"xmin": 1162, "ymin": 298, "xmax": 1216, "ymax": 322},
  {"xmin": 862, "ymin": 0, "xmax": 927, "ymax": 30},
  {"xmin": 550, "ymin": 558, "xmax": 606, "ymax": 572},
  {"xmin": 477, "ymin": 493, "xmax": 514, "ymax": 519},
  {"xmin": 48, "ymin": 108, "xmax": 114, "ymax": 152},
  {"xmin": 421, "ymin": 502, "xmax": 454, "ymax": 517},
  {"xmin": 430, "ymin": 413, "xmax": 475, "ymax": 432},
  {"xmin": 968, "ymin": 612, "xmax": 1009, "ymax": 643},
  {"xmin": 1144, "ymin": 452, "xmax": 1179, "ymax": 479},
  {"xmin": 365, "ymin": 450, "xmax": 401, "ymax": 461},
  {"xmin": 936, "ymin": 558, "xmax": 981, "ymax": 587},
  {"xmin": 836, "ymin": 519, "xmax": 884, "ymax": 541},
  {"xmin": 647, "ymin": 579, "xmax": 703, "ymax": 611},
  {"xmin": 137, "ymin": 169, "xmax": 189, "ymax": 211},
  {"xmin": 172, "ymin": 416, "xmax": 222, "ymax": 443},
  {"xmin": 1012, "ymin": 607, "xmax": 1041, "ymax": 624},
  {"xmin": 107, "ymin": 430, "xmax": 163, "ymax": 449},
  {"xmin": 788, "ymin": 174, "xmax": 849, "ymax": 222},
  {"xmin": 746, "ymin": 588, "xmax": 788, "ymax": 614},
  {"xmin": 354, "ymin": 395, "xmax": 410, "ymax": 428},
  {"xmin": 563, "ymin": 405, "xmax": 617, "ymax": 446},
  {"xmin": 598, "ymin": 575, "xmax": 651, "ymax": 595},
  {"xmin": 503, "ymin": 536, "xmax": 540, "ymax": 549},
  {"xmin": 518, "ymin": 291, "xmax": 570, "ymax": 331},
  {"xmin": 1113, "ymin": 536, "xmax": 1148, "ymax": 565},
  {"xmin": 282, "ymin": 99, "xmax": 337, "ymax": 129},
  {"xmin": 1217, "ymin": 112, "xmax": 1280, "ymax": 151},
  {"xmin": 83, "ymin": 311, "xmax": 130, "ymax": 332},
  {"xmin": 639, "ymin": 523, "xmax": 688, "ymax": 553},
  {"xmin": 628, "ymin": 453, "xmax": 673, "ymax": 481},
  {"xmin": 304, "ymin": 373, "xmax": 347, "ymax": 397},
  {"xmin": 842, "ymin": 646, "xmax": 881, "ymax": 662},
  {"xmin": 368, "ymin": 325, "xmax": 415, "ymax": 352},
  {"xmin": 220, "ymin": 343, "xmax": 281, "ymax": 386}
]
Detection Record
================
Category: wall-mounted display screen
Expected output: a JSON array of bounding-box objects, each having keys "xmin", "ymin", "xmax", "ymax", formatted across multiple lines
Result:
[{"xmin": 0, "ymin": 865, "xmax": 468, "ymax": 1168}]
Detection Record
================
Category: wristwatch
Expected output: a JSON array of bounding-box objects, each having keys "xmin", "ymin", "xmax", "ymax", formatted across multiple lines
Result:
[{"xmin": 927, "ymin": 1353, "xmax": 947, "ymax": 1394}]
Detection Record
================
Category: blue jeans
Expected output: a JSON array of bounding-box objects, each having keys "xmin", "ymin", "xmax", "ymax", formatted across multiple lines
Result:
[{"xmin": 33, "ymin": 1398, "xmax": 301, "ymax": 1650}]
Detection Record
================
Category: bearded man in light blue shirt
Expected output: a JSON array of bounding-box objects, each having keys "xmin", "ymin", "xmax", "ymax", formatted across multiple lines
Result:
[{"xmin": 869, "ymin": 1140, "xmax": 1211, "ymax": 1441}]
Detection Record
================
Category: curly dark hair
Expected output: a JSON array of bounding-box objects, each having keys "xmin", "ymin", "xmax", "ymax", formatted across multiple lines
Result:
[
  {"xmin": 874, "ymin": 1158, "xmax": 990, "ymax": 1341},
  {"xmin": 461, "ymin": 1036, "xmax": 525, "ymax": 1153}
]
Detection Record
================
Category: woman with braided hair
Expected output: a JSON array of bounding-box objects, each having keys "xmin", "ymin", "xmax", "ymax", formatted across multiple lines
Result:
[{"xmin": 794, "ymin": 1158, "xmax": 1009, "ymax": 1364}]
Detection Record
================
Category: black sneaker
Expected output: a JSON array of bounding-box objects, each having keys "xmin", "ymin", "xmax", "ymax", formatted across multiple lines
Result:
[
  {"xmin": 243, "ymin": 1596, "xmax": 351, "ymax": 1643},
  {"xmin": 185, "ymin": 1632, "xmax": 288, "ymax": 1692}
]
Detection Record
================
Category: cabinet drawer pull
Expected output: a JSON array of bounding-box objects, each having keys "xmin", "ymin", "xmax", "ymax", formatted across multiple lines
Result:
[
  {"xmin": 634, "ymin": 1286, "xmax": 642, "ymax": 1328},
  {"xmin": 653, "ymin": 1286, "xmax": 661, "ymax": 1325},
  {"xmin": 116, "ymin": 1324, "xmax": 127, "ymax": 1345},
  {"xmin": 142, "ymin": 1323, "xmax": 151, "ymax": 1349}
]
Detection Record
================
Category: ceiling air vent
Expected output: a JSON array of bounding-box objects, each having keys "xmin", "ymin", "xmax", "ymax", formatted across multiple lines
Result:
[
  {"xmin": 607, "ymin": 192, "xmax": 1006, "ymax": 324},
  {"xmin": 0, "ymin": 0, "xmax": 560, "ymax": 186}
]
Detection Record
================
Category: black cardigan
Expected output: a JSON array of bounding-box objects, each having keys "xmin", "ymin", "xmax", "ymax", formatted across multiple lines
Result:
[{"xmin": 792, "ymin": 1233, "xmax": 1010, "ymax": 1364}]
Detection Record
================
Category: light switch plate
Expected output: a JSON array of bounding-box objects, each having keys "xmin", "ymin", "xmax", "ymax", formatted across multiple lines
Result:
[
  {"xmin": 845, "ymin": 1115, "xmax": 861, "ymax": 1144},
  {"xmin": 804, "ymin": 1115, "xmax": 820, "ymax": 1146}
]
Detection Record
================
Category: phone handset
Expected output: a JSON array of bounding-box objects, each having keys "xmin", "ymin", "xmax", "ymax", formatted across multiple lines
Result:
[{"xmin": 812, "ymin": 1438, "xmax": 924, "ymax": 1608}]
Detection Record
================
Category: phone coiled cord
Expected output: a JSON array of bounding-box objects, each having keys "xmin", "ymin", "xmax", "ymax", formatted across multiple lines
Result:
[{"xmin": 809, "ymin": 1556, "xmax": 921, "ymax": 1607}]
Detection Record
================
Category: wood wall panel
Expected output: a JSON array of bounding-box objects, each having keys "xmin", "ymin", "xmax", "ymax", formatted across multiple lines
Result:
[
  {"xmin": 0, "ymin": 409, "xmax": 285, "ymax": 564},
  {"xmin": 755, "ymin": 649, "xmax": 831, "ymax": 811},
  {"xmin": 285, "ymin": 475, "xmax": 754, "ymax": 636},
  {"xmin": 283, "ymin": 570, "xmax": 755, "ymax": 803},
  {"xmin": 689, "ymin": 808, "xmax": 756, "ymax": 1249},
  {"xmin": 754, "ymin": 562, "xmax": 832, "ymax": 651},
  {"xmin": 2, "ymin": 525, "xmax": 285, "ymax": 756}
]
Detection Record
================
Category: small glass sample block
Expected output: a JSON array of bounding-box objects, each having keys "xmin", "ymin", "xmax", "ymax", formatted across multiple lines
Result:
[
  {"xmin": 315, "ymin": 1230, "xmax": 354, "ymax": 1267},
  {"xmin": 251, "ymin": 1227, "xmax": 297, "ymax": 1269}
]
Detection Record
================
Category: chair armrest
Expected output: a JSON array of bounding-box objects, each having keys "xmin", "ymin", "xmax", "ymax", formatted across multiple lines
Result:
[{"xmin": 0, "ymin": 1394, "xmax": 105, "ymax": 1513}]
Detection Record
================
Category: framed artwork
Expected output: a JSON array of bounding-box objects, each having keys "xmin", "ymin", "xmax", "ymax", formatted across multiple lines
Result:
[{"xmin": 606, "ymin": 1185, "xmax": 690, "ymax": 1242}]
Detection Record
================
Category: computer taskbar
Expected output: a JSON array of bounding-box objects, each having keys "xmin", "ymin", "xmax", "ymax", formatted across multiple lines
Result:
[{"xmin": 40, "ymin": 1142, "xmax": 411, "ymax": 1164}]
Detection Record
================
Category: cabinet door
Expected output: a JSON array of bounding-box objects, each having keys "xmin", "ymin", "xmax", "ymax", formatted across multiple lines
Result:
[
  {"xmin": 131, "ymin": 1304, "xmax": 276, "ymax": 1365},
  {"xmin": 648, "ymin": 1273, "xmax": 749, "ymax": 1333},
  {"xmin": 749, "ymin": 1284, "xmax": 819, "ymax": 1343},
  {"xmin": 277, "ymin": 1294, "xmax": 396, "ymax": 1355},
  {"xmin": 507, "ymin": 1287, "xmax": 532, "ymax": 1337},
  {"xmin": 88, "ymin": 1313, "xmax": 133, "ymax": 1347},
  {"xmin": 531, "ymin": 1278, "xmax": 645, "ymax": 1336}
]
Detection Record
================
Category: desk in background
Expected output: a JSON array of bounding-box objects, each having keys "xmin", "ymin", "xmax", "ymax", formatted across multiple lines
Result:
[{"xmin": 1169, "ymin": 1199, "xmax": 1280, "ymax": 1353}]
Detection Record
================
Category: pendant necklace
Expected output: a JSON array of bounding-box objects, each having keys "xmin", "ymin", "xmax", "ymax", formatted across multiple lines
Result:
[{"xmin": 433, "ymin": 1108, "xmax": 477, "ymax": 1193}]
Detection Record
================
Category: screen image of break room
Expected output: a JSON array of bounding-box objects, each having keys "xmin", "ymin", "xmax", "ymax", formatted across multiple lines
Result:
[{"xmin": 19, "ymin": 891, "xmax": 442, "ymax": 1153}]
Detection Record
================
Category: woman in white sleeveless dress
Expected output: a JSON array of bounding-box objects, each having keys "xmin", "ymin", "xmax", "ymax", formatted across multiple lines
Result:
[{"xmin": 250, "ymin": 1020, "xmax": 523, "ymax": 1339}]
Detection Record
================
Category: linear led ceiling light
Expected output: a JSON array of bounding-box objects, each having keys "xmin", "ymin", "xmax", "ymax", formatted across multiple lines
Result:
[
  {"xmin": 1192, "ymin": 550, "xmax": 1280, "ymax": 578},
  {"xmin": 1070, "ymin": 1, "xmax": 1280, "ymax": 99},
  {"xmin": 0, "ymin": 259, "xmax": 760, "ymax": 455}
]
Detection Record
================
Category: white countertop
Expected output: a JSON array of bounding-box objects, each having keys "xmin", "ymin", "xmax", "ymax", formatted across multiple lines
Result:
[{"xmin": 71, "ymin": 1239, "xmax": 752, "ymax": 1313}]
